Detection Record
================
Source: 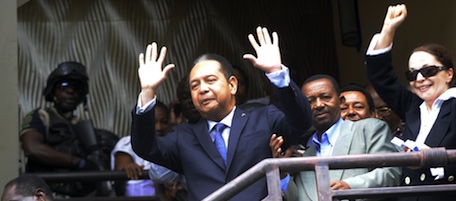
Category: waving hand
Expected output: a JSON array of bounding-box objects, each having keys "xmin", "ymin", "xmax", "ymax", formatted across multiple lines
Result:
[
  {"xmin": 138, "ymin": 42, "xmax": 175, "ymax": 104},
  {"xmin": 243, "ymin": 26, "xmax": 282, "ymax": 74}
]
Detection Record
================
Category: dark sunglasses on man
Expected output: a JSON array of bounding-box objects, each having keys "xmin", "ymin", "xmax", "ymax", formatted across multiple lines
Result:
[
  {"xmin": 405, "ymin": 65, "xmax": 449, "ymax": 81},
  {"xmin": 55, "ymin": 80, "xmax": 85, "ymax": 94}
]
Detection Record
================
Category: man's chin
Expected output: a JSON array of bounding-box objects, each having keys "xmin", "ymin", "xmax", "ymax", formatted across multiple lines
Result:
[{"xmin": 57, "ymin": 103, "xmax": 79, "ymax": 112}]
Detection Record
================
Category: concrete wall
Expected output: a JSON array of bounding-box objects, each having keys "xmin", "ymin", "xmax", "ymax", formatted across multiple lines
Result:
[
  {"xmin": 0, "ymin": 0, "xmax": 19, "ymax": 195},
  {"xmin": 333, "ymin": 0, "xmax": 456, "ymax": 86}
]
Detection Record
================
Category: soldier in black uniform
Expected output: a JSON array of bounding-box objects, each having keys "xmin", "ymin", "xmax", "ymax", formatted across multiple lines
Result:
[{"xmin": 20, "ymin": 61, "xmax": 116, "ymax": 197}]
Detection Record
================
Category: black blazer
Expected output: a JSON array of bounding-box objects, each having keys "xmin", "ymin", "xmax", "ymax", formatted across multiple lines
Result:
[
  {"xmin": 366, "ymin": 51, "xmax": 456, "ymax": 201},
  {"xmin": 131, "ymin": 81, "xmax": 311, "ymax": 201}
]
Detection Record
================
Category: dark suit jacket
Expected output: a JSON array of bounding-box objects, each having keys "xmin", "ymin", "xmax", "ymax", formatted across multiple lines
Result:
[
  {"xmin": 131, "ymin": 81, "xmax": 311, "ymax": 201},
  {"xmin": 366, "ymin": 51, "xmax": 456, "ymax": 201}
]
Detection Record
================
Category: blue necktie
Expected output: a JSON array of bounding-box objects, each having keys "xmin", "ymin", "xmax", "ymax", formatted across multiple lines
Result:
[{"xmin": 214, "ymin": 123, "xmax": 228, "ymax": 165}]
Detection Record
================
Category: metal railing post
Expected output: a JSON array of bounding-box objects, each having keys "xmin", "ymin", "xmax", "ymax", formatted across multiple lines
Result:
[{"xmin": 314, "ymin": 163, "xmax": 331, "ymax": 201}]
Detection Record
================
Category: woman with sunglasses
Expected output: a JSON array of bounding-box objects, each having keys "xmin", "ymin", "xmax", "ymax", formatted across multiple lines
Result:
[{"xmin": 365, "ymin": 4, "xmax": 456, "ymax": 201}]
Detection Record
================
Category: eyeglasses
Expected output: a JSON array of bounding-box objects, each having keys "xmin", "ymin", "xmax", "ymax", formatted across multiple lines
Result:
[
  {"xmin": 375, "ymin": 106, "xmax": 391, "ymax": 116},
  {"xmin": 405, "ymin": 65, "xmax": 448, "ymax": 81}
]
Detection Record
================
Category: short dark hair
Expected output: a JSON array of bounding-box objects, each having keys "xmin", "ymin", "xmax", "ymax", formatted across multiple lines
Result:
[
  {"xmin": 192, "ymin": 54, "xmax": 234, "ymax": 81},
  {"xmin": 232, "ymin": 65, "xmax": 249, "ymax": 88},
  {"xmin": 155, "ymin": 100, "xmax": 168, "ymax": 112},
  {"xmin": 340, "ymin": 83, "xmax": 375, "ymax": 113},
  {"xmin": 4, "ymin": 175, "xmax": 53, "ymax": 200},
  {"xmin": 303, "ymin": 74, "xmax": 340, "ymax": 95}
]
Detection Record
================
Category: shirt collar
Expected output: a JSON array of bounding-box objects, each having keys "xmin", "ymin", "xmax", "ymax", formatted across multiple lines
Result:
[
  {"xmin": 420, "ymin": 87, "xmax": 456, "ymax": 112},
  {"xmin": 207, "ymin": 106, "xmax": 236, "ymax": 131},
  {"xmin": 312, "ymin": 118, "xmax": 344, "ymax": 146}
]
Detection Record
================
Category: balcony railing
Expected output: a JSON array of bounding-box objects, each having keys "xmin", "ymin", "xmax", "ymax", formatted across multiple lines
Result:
[
  {"xmin": 30, "ymin": 148, "xmax": 456, "ymax": 201},
  {"xmin": 203, "ymin": 147, "xmax": 456, "ymax": 201}
]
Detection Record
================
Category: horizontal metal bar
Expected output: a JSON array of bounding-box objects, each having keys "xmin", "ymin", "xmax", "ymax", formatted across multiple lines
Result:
[
  {"xmin": 332, "ymin": 184, "xmax": 456, "ymax": 199},
  {"xmin": 54, "ymin": 196, "xmax": 158, "ymax": 201},
  {"xmin": 27, "ymin": 170, "xmax": 150, "ymax": 182},
  {"xmin": 204, "ymin": 149, "xmax": 456, "ymax": 201}
]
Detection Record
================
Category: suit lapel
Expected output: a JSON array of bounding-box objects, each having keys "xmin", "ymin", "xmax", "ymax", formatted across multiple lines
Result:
[
  {"xmin": 405, "ymin": 103, "xmax": 422, "ymax": 140},
  {"xmin": 332, "ymin": 121, "xmax": 354, "ymax": 156},
  {"xmin": 193, "ymin": 120, "xmax": 226, "ymax": 169},
  {"xmin": 425, "ymin": 100, "xmax": 452, "ymax": 147},
  {"xmin": 226, "ymin": 108, "xmax": 247, "ymax": 171},
  {"xmin": 301, "ymin": 146, "xmax": 318, "ymax": 200},
  {"xmin": 331, "ymin": 121, "xmax": 354, "ymax": 180}
]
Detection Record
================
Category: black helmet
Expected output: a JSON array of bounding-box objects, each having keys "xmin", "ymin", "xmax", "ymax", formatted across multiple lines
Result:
[{"xmin": 43, "ymin": 61, "xmax": 89, "ymax": 102}]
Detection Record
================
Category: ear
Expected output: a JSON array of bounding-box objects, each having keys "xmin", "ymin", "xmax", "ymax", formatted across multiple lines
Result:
[
  {"xmin": 447, "ymin": 68, "xmax": 454, "ymax": 84},
  {"xmin": 228, "ymin": 75, "xmax": 238, "ymax": 95},
  {"xmin": 34, "ymin": 188, "xmax": 47, "ymax": 201}
]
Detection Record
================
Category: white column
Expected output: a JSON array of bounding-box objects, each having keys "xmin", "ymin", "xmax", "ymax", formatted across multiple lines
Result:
[{"xmin": 0, "ymin": 0, "xmax": 19, "ymax": 194}]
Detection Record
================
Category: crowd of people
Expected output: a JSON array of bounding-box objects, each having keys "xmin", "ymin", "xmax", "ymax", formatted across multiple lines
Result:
[{"xmin": 7, "ymin": 3, "xmax": 456, "ymax": 201}]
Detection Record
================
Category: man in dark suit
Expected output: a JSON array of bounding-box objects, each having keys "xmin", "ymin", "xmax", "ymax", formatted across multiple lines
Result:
[{"xmin": 131, "ymin": 26, "xmax": 312, "ymax": 201}]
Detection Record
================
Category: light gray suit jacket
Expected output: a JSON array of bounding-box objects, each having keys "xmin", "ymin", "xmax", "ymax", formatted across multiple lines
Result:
[{"xmin": 284, "ymin": 118, "xmax": 401, "ymax": 201}]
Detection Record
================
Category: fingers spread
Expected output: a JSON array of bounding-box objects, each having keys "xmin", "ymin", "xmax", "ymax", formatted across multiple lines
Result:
[
  {"xmin": 139, "ymin": 53, "xmax": 145, "ymax": 67},
  {"xmin": 256, "ymin": 26, "xmax": 264, "ymax": 45},
  {"xmin": 151, "ymin": 42, "xmax": 158, "ymax": 61},
  {"xmin": 158, "ymin": 46, "xmax": 167, "ymax": 63},
  {"xmin": 145, "ymin": 44, "xmax": 153, "ymax": 62},
  {"xmin": 248, "ymin": 34, "xmax": 259, "ymax": 51},
  {"xmin": 262, "ymin": 27, "xmax": 272, "ymax": 44},
  {"xmin": 272, "ymin": 32, "xmax": 279, "ymax": 46}
]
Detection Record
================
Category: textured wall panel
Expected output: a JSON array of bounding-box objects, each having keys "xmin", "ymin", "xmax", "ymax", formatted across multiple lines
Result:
[{"xmin": 18, "ymin": 0, "xmax": 338, "ymax": 137}]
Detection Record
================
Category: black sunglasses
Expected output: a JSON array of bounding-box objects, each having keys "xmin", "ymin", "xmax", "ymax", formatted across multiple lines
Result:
[
  {"xmin": 55, "ymin": 80, "xmax": 84, "ymax": 93},
  {"xmin": 405, "ymin": 65, "xmax": 448, "ymax": 81}
]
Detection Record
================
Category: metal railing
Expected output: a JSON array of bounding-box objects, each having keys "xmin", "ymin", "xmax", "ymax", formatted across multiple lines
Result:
[
  {"xmin": 31, "ymin": 170, "xmax": 157, "ymax": 201},
  {"xmin": 203, "ymin": 147, "xmax": 456, "ymax": 201},
  {"xmin": 30, "ymin": 148, "xmax": 456, "ymax": 201}
]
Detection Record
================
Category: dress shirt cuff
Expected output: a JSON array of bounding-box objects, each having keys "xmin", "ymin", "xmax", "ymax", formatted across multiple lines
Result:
[
  {"xmin": 136, "ymin": 93, "xmax": 156, "ymax": 114},
  {"xmin": 366, "ymin": 33, "xmax": 393, "ymax": 56},
  {"xmin": 280, "ymin": 173, "xmax": 290, "ymax": 193},
  {"xmin": 266, "ymin": 65, "xmax": 290, "ymax": 88}
]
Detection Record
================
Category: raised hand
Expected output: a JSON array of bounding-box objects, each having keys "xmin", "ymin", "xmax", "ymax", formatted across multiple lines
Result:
[
  {"xmin": 138, "ymin": 42, "xmax": 175, "ymax": 104},
  {"xmin": 382, "ymin": 4, "xmax": 407, "ymax": 33},
  {"xmin": 375, "ymin": 4, "xmax": 407, "ymax": 50},
  {"xmin": 243, "ymin": 26, "xmax": 282, "ymax": 74}
]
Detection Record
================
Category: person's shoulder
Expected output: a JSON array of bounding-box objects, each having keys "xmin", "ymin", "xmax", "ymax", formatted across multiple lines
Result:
[
  {"xmin": 348, "ymin": 118, "xmax": 387, "ymax": 130},
  {"xmin": 20, "ymin": 107, "xmax": 44, "ymax": 130},
  {"xmin": 356, "ymin": 118, "xmax": 384, "ymax": 125}
]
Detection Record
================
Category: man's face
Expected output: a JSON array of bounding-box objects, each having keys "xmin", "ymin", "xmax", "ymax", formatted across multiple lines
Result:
[
  {"xmin": 340, "ymin": 91, "xmax": 372, "ymax": 121},
  {"xmin": 367, "ymin": 87, "xmax": 402, "ymax": 132},
  {"xmin": 177, "ymin": 80, "xmax": 201, "ymax": 124},
  {"xmin": 189, "ymin": 60, "xmax": 237, "ymax": 121},
  {"xmin": 302, "ymin": 79, "xmax": 341, "ymax": 133},
  {"xmin": 52, "ymin": 80, "xmax": 84, "ymax": 113},
  {"xmin": 155, "ymin": 106, "xmax": 171, "ymax": 136}
]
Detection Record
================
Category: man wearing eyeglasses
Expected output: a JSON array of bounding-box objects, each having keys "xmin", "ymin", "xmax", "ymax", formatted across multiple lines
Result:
[
  {"xmin": 20, "ymin": 62, "xmax": 113, "ymax": 197},
  {"xmin": 365, "ymin": 84, "xmax": 404, "ymax": 136}
]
